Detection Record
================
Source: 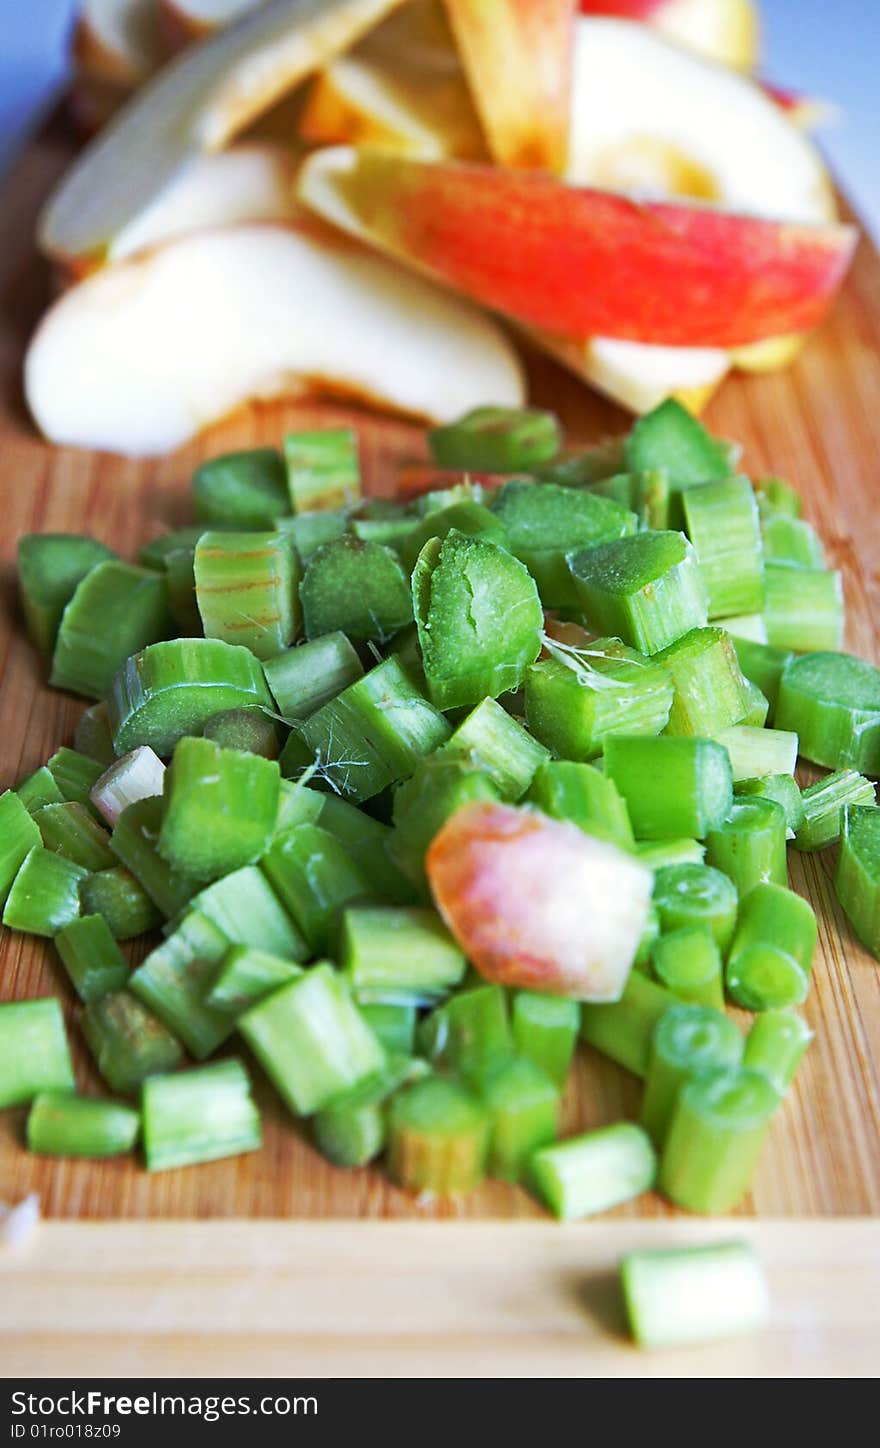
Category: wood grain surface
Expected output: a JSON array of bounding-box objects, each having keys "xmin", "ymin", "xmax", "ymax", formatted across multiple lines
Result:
[
  {"xmin": 0, "ymin": 123, "xmax": 878, "ymax": 1220},
  {"xmin": 2, "ymin": 1218, "xmax": 878, "ymax": 1377}
]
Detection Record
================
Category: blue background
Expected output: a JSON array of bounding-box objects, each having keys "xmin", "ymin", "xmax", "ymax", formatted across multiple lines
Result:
[{"xmin": 0, "ymin": 0, "xmax": 877, "ymax": 236}]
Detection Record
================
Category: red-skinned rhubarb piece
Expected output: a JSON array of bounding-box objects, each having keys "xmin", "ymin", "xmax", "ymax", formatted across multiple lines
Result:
[
  {"xmin": 443, "ymin": 0, "xmax": 576, "ymax": 171},
  {"xmin": 426, "ymin": 801, "xmax": 653, "ymax": 1000},
  {"xmin": 298, "ymin": 147, "xmax": 856, "ymax": 349}
]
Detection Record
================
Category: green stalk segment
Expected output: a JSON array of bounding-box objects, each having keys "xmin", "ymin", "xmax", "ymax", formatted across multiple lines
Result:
[
  {"xmin": 139, "ymin": 525, "xmax": 216, "ymax": 570},
  {"xmin": 761, "ymin": 512, "xmax": 825, "ymax": 568},
  {"xmin": 755, "ymin": 476, "xmax": 802, "ymax": 518},
  {"xmin": 725, "ymin": 882, "xmax": 817, "ymax": 1011},
  {"xmin": 35, "ymin": 802, "xmax": 115, "ymax": 872},
  {"xmin": 129, "ymin": 910, "xmax": 234, "ymax": 1059},
  {"xmin": 2, "ymin": 847, "xmax": 87, "ymax": 936},
  {"xmin": 636, "ymin": 839, "xmax": 705, "ymax": 869},
  {"xmin": 109, "ymin": 638, "xmax": 274, "ymax": 756},
  {"xmin": 428, "ymin": 405, "xmax": 560, "ymax": 471},
  {"xmin": 74, "ymin": 702, "xmax": 117, "ymax": 766},
  {"xmin": 276, "ymin": 508, "xmax": 349, "ymax": 563},
  {"xmin": 263, "ymin": 632, "xmax": 364, "ymax": 721},
  {"xmin": 621, "ymin": 1242, "xmax": 770, "ymax": 1348},
  {"xmin": 525, "ymin": 638, "xmax": 674, "ymax": 761},
  {"xmin": 391, "ymin": 755, "xmax": 501, "ymax": 894},
  {"xmin": 47, "ymin": 748, "xmax": 105, "ymax": 808},
  {"xmin": 284, "ymin": 428, "xmax": 361, "ymax": 512},
  {"xmin": 158, "ymin": 735, "xmax": 280, "ymax": 882},
  {"xmin": 420, "ymin": 984, "xmax": 514, "ymax": 1087},
  {"xmin": 482, "ymin": 1057, "xmax": 559, "ymax": 1182},
  {"xmin": 313, "ymin": 1098, "xmax": 386, "ymax": 1168},
  {"xmin": 281, "ymin": 656, "xmax": 450, "ymax": 803},
  {"xmin": 569, "ymin": 531, "xmax": 708, "ymax": 655},
  {"xmin": 205, "ymin": 945, "xmax": 301, "ymax": 1015},
  {"xmin": 51, "ymin": 560, "xmax": 171, "ymax": 700},
  {"xmin": 89, "ymin": 747, "xmax": 166, "ymax": 829},
  {"xmin": 625, "ymin": 400, "xmax": 735, "ymax": 504},
  {"xmin": 16, "ymin": 767, "xmax": 65, "ymax": 813},
  {"xmin": 27, "ymin": 1093, "xmax": 140, "ymax": 1158},
  {"xmin": 658, "ymin": 1066, "xmax": 779, "ymax": 1213},
  {"xmin": 397, "ymin": 499, "xmax": 508, "ymax": 575},
  {"xmin": 650, "ymin": 926, "xmax": 725, "ymax": 1010},
  {"xmin": 681, "ymin": 477, "xmax": 764, "ymax": 618},
  {"xmin": 722, "ymin": 614, "xmax": 767, "ymax": 643},
  {"xmin": 511, "ymin": 991, "xmax": 580, "ymax": 1087},
  {"xmin": 634, "ymin": 469, "xmax": 671, "ymax": 530},
  {"xmin": 743, "ymin": 1010, "xmax": 813, "ymax": 1093},
  {"xmin": 80, "ymin": 866, "xmax": 162, "ymax": 940},
  {"xmin": 0, "ymin": 791, "xmax": 41, "ymax": 909},
  {"xmin": 188, "ymin": 866, "xmax": 307, "ymax": 958},
  {"xmin": 273, "ymin": 780, "xmax": 325, "ymax": 839},
  {"xmin": 341, "ymin": 906, "xmax": 466, "ymax": 1004},
  {"xmin": 444, "ymin": 696, "xmax": 549, "ymax": 801},
  {"xmin": 18, "ymin": 533, "xmax": 117, "ymax": 653},
  {"xmin": 55, "ymin": 913, "xmax": 129, "ymax": 1003},
  {"xmin": 240, "ymin": 964, "xmax": 386, "ymax": 1116},
  {"xmin": 740, "ymin": 679, "xmax": 770, "ymax": 728},
  {"xmin": 388, "ymin": 1076, "xmax": 490, "ymax": 1194},
  {"xmin": 110, "ymin": 797, "xmax": 200, "ymax": 919},
  {"xmin": 261, "ymin": 822, "xmax": 372, "ymax": 954},
  {"xmin": 142, "ymin": 1058, "xmax": 262, "ymax": 1171},
  {"xmin": 489, "ymin": 478, "xmax": 636, "ymax": 608},
  {"xmin": 732, "ymin": 637, "xmax": 793, "ymax": 722},
  {"xmin": 713, "ymin": 725, "xmax": 799, "ymax": 782},
  {"xmin": 315, "ymin": 793, "xmax": 416, "ymax": 905},
  {"xmin": 539, "ymin": 436, "xmax": 626, "ymax": 487},
  {"xmin": 776, "ymin": 652, "xmax": 880, "ymax": 774},
  {"xmin": 603, "ymin": 736, "xmax": 733, "ymax": 841},
  {"xmin": 81, "ymin": 989, "xmax": 183, "ymax": 1096},
  {"xmin": 527, "ymin": 759, "xmax": 634, "ymax": 850},
  {"xmin": 0, "ymin": 999, "xmax": 75, "ymax": 1107},
  {"xmin": 580, "ymin": 971, "xmax": 677, "ymax": 1078},
  {"xmin": 641, "ymin": 1003, "xmax": 743, "ymax": 1146},
  {"xmin": 192, "ymin": 447, "xmax": 288, "ymax": 528},
  {"xmin": 705, "ymin": 798, "xmax": 788, "ymax": 897},
  {"xmin": 530, "ymin": 1122, "xmax": 656, "ymax": 1219},
  {"xmin": 300, "ymin": 536, "xmax": 413, "ymax": 643},
  {"xmin": 763, "ymin": 562, "xmax": 844, "ymax": 652},
  {"xmin": 652, "ymin": 863, "xmax": 738, "ymax": 953},
  {"xmin": 202, "ymin": 707, "xmax": 279, "ymax": 758},
  {"xmin": 835, "ymin": 805, "xmax": 880, "ymax": 958},
  {"xmin": 634, "ymin": 904, "xmax": 661, "ymax": 971},
  {"xmin": 796, "ymin": 770, "xmax": 875, "ymax": 851},
  {"xmin": 358, "ymin": 1002, "xmax": 417, "ymax": 1056},
  {"xmin": 194, "ymin": 530, "xmax": 300, "ymax": 660},
  {"xmin": 655, "ymin": 627, "xmax": 751, "ymax": 737},
  {"xmin": 413, "ymin": 530, "xmax": 543, "ymax": 709},
  {"xmin": 735, "ymin": 774, "xmax": 804, "ymax": 835}
]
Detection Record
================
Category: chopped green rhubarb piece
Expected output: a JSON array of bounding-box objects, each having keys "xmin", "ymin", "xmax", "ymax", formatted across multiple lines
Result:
[
  {"xmin": 761, "ymin": 512, "xmax": 825, "ymax": 569},
  {"xmin": 0, "ymin": 999, "xmax": 75, "ymax": 1107},
  {"xmin": 17, "ymin": 533, "xmax": 116, "ymax": 654},
  {"xmin": 650, "ymin": 926, "xmax": 725, "ymax": 1010},
  {"xmin": 428, "ymin": 405, "xmax": 560, "ymax": 472},
  {"xmin": 659, "ymin": 1065, "xmax": 778, "ymax": 1213},
  {"xmin": 388, "ymin": 1076, "xmax": 489, "ymax": 1194},
  {"xmin": 51, "ymin": 560, "xmax": 170, "ymax": 700},
  {"xmin": 835, "ymin": 805, "xmax": 880, "ymax": 958},
  {"xmin": 313, "ymin": 1098, "xmax": 386, "ymax": 1168},
  {"xmin": 538, "ymin": 437, "xmax": 626, "ymax": 487},
  {"xmin": 300, "ymin": 536, "xmax": 412, "ymax": 644},
  {"xmin": 604, "ymin": 736, "xmax": 733, "ymax": 841},
  {"xmin": 775, "ymin": 651, "xmax": 880, "ymax": 775},
  {"xmin": 652, "ymin": 864, "xmax": 738, "ymax": 954},
  {"xmin": 189, "ymin": 866, "xmax": 306, "ymax": 959},
  {"xmin": 530, "ymin": 1122, "xmax": 656, "ymax": 1220},
  {"xmin": 55, "ymin": 913, "xmax": 128, "ymax": 1003},
  {"xmin": 315, "ymin": 793, "xmax": 416, "ymax": 905},
  {"xmin": 740, "ymin": 679, "xmax": 770, "ymax": 728},
  {"xmin": 444, "ymin": 696, "xmax": 548, "ymax": 800},
  {"xmin": 341, "ymin": 906, "xmax": 466, "ymax": 1004},
  {"xmin": 202, "ymin": 707, "xmax": 278, "ymax": 758},
  {"xmin": 81, "ymin": 989, "xmax": 183, "ymax": 1095},
  {"xmin": 525, "ymin": 638, "xmax": 673, "ymax": 761},
  {"xmin": 725, "ymin": 613, "xmax": 768, "ymax": 644},
  {"xmin": 569, "ymin": 531, "xmax": 708, "ymax": 656},
  {"xmin": 796, "ymin": 770, "xmax": 875, "ymax": 851},
  {"xmin": 284, "ymin": 428, "xmax": 360, "ymax": 513},
  {"xmin": 482, "ymin": 1057, "xmax": 559, "ymax": 1182},
  {"xmin": 240, "ymin": 964, "xmax": 386, "ymax": 1116},
  {"xmin": 109, "ymin": 638, "xmax": 273, "ymax": 756},
  {"xmin": 681, "ymin": 477, "xmax": 764, "ymax": 618},
  {"xmin": 110, "ymin": 797, "xmax": 200, "ymax": 919},
  {"xmin": 276, "ymin": 507, "xmax": 349, "ymax": 562},
  {"xmin": 625, "ymin": 400, "xmax": 734, "ymax": 495},
  {"xmin": 580, "ymin": 971, "xmax": 676, "ymax": 1078},
  {"xmin": 763, "ymin": 562, "xmax": 844, "ymax": 653},
  {"xmin": 273, "ymin": 779, "xmax": 325, "ymax": 839},
  {"xmin": 205, "ymin": 945, "xmax": 302, "ymax": 1015},
  {"xmin": 391, "ymin": 754, "xmax": 501, "ymax": 894},
  {"xmin": 641, "ymin": 1003, "xmax": 743, "ymax": 1146},
  {"xmin": 732, "ymin": 637, "xmax": 793, "ymax": 722},
  {"xmin": 621, "ymin": 1242, "xmax": 769, "ymax": 1349},
  {"xmin": 413, "ymin": 530, "xmax": 543, "ymax": 709},
  {"xmin": 398, "ymin": 499, "xmax": 508, "ymax": 575},
  {"xmin": 735, "ymin": 774, "xmax": 805, "ymax": 835},
  {"xmin": 725, "ymin": 883, "xmax": 817, "ymax": 1011},
  {"xmin": 16, "ymin": 767, "xmax": 65, "ymax": 814},
  {"xmin": 89, "ymin": 747, "xmax": 165, "ymax": 829},
  {"xmin": 139, "ymin": 525, "xmax": 214, "ymax": 571},
  {"xmin": 636, "ymin": 839, "xmax": 705, "ymax": 869},
  {"xmin": 421, "ymin": 983, "xmax": 513, "ymax": 1087},
  {"xmin": 705, "ymin": 798, "xmax": 788, "ymax": 897},
  {"xmin": 358, "ymin": 1002, "xmax": 417, "ymax": 1056},
  {"xmin": 263, "ymin": 632, "xmax": 363, "ymax": 720},
  {"xmin": 528, "ymin": 759, "xmax": 634, "ymax": 850},
  {"xmin": 194, "ymin": 529, "xmax": 300, "ymax": 660},
  {"xmin": 35, "ymin": 802, "xmax": 115, "ymax": 872},
  {"xmin": 142, "ymin": 1058, "xmax": 262, "ymax": 1171},
  {"xmin": 743, "ymin": 1010, "xmax": 812, "ymax": 1093},
  {"xmin": 80, "ymin": 866, "xmax": 162, "ymax": 939},
  {"xmin": 27, "ymin": 1092, "xmax": 140, "ymax": 1158},
  {"xmin": 130, "ymin": 910, "xmax": 233, "ymax": 1058},
  {"xmin": 0, "ymin": 791, "xmax": 41, "ymax": 908},
  {"xmin": 192, "ymin": 448, "xmax": 288, "ymax": 528},
  {"xmin": 713, "ymin": 725, "xmax": 798, "ymax": 782},
  {"xmin": 489, "ymin": 478, "xmax": 636, "ymax": 608},
  {"xmin": 755, "ymin": 476, "xmax": 802, "ymax": 518},
  {"xmin": 163, "ymin": 545, "xmax": 201, "ymax": 636},
  {"xmin": 262, "ymin": 822, "xmax": 372, "ymax": 954},
  {"xmin": 159, "ymin": 735, "xmax": 280, "ymax": 882},
  {"xmin": 655, "ymin": 627, "xmax": 751, "ymax": 737},
  {"xmin": 46, "ymin": 748, "xmax": 105, "ymax": 807},
  {"xmin": 511, "ymin": 991, "xmax": 580, "ymax": 1087},
  {"xmin": 2, "ymin": 846, "xmax": 87, "ymax": 936}
]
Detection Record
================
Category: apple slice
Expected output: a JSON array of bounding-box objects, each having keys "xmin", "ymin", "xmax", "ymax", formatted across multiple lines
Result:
[
  {"xmin": 299, "ymin": 0, "xmax": 485, "ymax": 160},
  {"xmin": 443, "ymin": 0, "xmax": 576, "ymax": 171},
  {"xmin": 40, "ymin": 0, "xmax": 407, "ymax": 271},
  {"xmin": 160, "ymin": 0, "xmax": 261, "ymax": 51},
  {"xmin": 25, "ymin": 221, "xmax": 524, "ymax": 456},
  {"xmin": 298, "ymin": 146, "xmax": 855, "ymax": 349},
  {"xmin": 533, "ymin": 331, "xmax": 730, "ymax": 414},
  {"xmin": 579, "ymin": 0, "xmax": 759, "ymax": 72},
  {"xmin": 73, "ymin": 0, "xmax": 164, "ymax": 90}
]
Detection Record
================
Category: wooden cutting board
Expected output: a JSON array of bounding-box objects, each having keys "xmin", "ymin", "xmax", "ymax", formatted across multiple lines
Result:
[{"xmin": 1, "ymin": 120, "xmax": 878, "ymax": 1221}]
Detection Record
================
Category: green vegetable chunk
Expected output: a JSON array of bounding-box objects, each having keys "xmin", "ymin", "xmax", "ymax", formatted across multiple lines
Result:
[
  {"xmin": 0, "ymin": 790, "xmax": 41, "ymax": 909},
  {"xmin": 725, "ymin": 882, "xmax": 817, "ymax": 1011},
  {"xmin": 795, "ymin": 770, "xmax": 875, "ymax": 851},
  {"xmin": 388, "ymin": 1076, "xmax": 490, "ymax": 1194},
  {"xmin": 0, "ymin": 999, "xmax": 75, "ymax": 1108},
  {"xmin": 194, "ymin": 529, "xmax": 300, "ymax": 660},
  {"xmin": 625, "ymin": 399, "xmax": 734, "ymax": 499},
  {"xmin": 652, "ymin": 863, "xmax": 738, "ymax": 954},
  {"xmin": 835, "ymin": 805, "xmax": 880, "ymax": 958},
  {"xmin": 27, "ymin": 1093, "xmax": 140, "ymax": 1159},
  {"xmin": 525, "ymin": 638, "xmax": 674, "ymax": 760},
  {"xmin": 580, "ymin": 971, "xmax": 677, "ymax": 1078},
  {"xmin": 528, "ymin": 759, "xmax": 634, "ymax": 849},
  {"xmin": 262, "ymin": 631, "xmax": 363, "ymax": 720},
  {"xmin": 80, "ymin": 866, "xmax": 161, "ymax": 939},
  {"xmin": 482, "ymin": 1057, "xmax": 559, "ymax": 1182},
  {"xmin": 641, "ymin": 1003, "xmax": 743, "ymax": 1146},
  {"xmin": 142, "ymin": 1059, "xmax": 262, "ymax": 1171},
  {"xmin": 18, "ymin": 533, "xmax": 116, "ymax": 654},
  {"xmin": 511, "ymin": 991, "xmax": 580, "ymax": 1087},
  {"xmin": 300, "ymin": 536, "xmax": 413, "ymax": 643},
  {"xmin": 569, "ymin": 531, "xmax": 708, "ymax": 656},
  {"xmin": 2, "ymin": 846, "xmax": 87, "ymax": 936},
  {"xmin": 681, "ymin": 477, "xmax": 764, "ymax": 618},
  {"xmin": 443, "ymin": 696, "xmax": 548, "ymax": 800},
  {"xmin": 55, "ymin": 913, "xmax": 129, "ymax": 1003},
  {"xmin": 655, "ymin": 627, "xmax": 751, "ymax": 737},
  {"xmin": 428, "ymin": 405, "xmax": 560, "ymax": 472},
  {"xmin": 763, "ymin": 562, "xmax": 844, "ymax": 653},
  {"xmin": 35, "ymin": 802, "xmax": 115, "ymax": 872},
  {"xmin": 732, "ymin": 637, "xmax": 793, "ymax": 722},
  {"xmin": 110, "ymin": 797, "xmax": 200, "ymax": 920},
  {"xmin": 284, "ymin": 428, "xmax": 360, "ymax": 513},
  {"xmin": 341, "ymin": 906, "xmax": 466, "ymax": 1004},
  {"xmin": 205, "ymin": 945, "xmax": 302, "ymax": 1015},
  {"xmin": 621, "ymin": 1242, "xmax": 769, "ymax": 1348},
  {"xmin": 81, "ymin": 990, "xmax": 183, "ymax": 1096},
  {"xmin": 51, "ymin": 560, "xmax": 171, "ymax": 700},
  {"xmin": 261, "ymin": 823, "xmax": 373, "ymax": 954},
  {"xmin": 650, "ymin": 926, "xmax": 725, "ymax": 1010},
  {"xmin": 530, "ymin": 1122, "xmax": 656, "ymax": 1219},
  {"xmin": 705, "ymin": 798, "xmax": 788, "ymax": 897},
  {"xmin": 158, "ymin": 735, "xmax": 280, "ymax": 882},
  {"xmin": 743, "ymin": 1010, "xmax": 812, "ymax": 1093},
  {"xmin": 603, "ymin": 736, "xmax": 733, "ymax": 841},
  {"xmin": 776, "ymin": 652, "xmax": 880, "ymax": 775},
  {"xmin": 489, "ymin": 478, "xmax": 636, "ymax": 608},
  {"xmin": 659, "ymin": 1066, "xmax": 778, "ymax": 1213},
  {"xmin": 391, "ymin": 754, "xmax": 500, "ymax": 895},
  {"xmin": 192, "ymin": 448, "xmax": 288, "ymax": 528}
]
